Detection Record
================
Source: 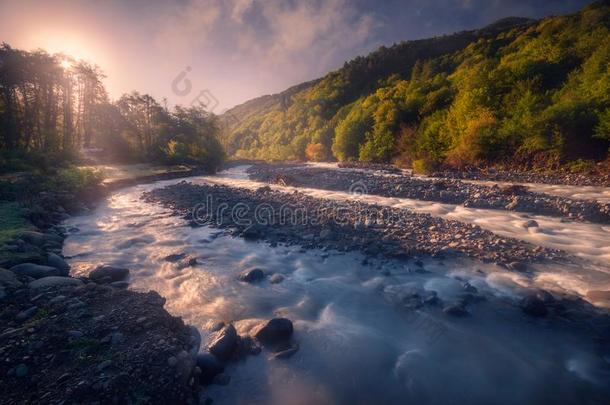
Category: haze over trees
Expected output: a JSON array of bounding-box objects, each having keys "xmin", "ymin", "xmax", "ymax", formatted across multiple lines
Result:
[
  {"xmin": 0, "ymin": 43, "xmax": 224, "ymax": 172},
  {"xmin": 222, "ymin": 1, "xmax": 610, "ymax": 171}
]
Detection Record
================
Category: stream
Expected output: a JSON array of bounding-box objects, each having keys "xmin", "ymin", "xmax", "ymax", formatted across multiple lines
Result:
[{"xmin": 62, "ymin": 165, "xmax": 610, "ymax": 404}]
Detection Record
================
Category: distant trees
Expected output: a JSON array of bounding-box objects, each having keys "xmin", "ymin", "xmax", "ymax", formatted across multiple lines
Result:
[{"xmin": 0, "ymin": 43, "xmax": 224, "ymax": 171}]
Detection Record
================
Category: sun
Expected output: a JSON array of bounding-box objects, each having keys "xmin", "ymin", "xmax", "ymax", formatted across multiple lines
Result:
[{"xmin": 60, "ymin": 60, "xmax": 71, "ymax": 69}]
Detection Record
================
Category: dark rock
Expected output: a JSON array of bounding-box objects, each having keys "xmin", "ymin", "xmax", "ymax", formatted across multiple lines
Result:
[
  {"xmin": 507, "ymin": 261, "xmax": 527, "ymax": 272},
  {"xmin": 15, "ymin": 364, "xmax": 28, "ymax": 378},
  {"xmin": 443, "ymin": 303, "xmax": 469, "ymax": 317},
  {"xmin": 90, "ymin": 266, "xmax": 130, "ymax": 283},
  {"xmin": 0, "ymin": 268, "xmax": 22, "ymax": 288},
  {"xmin": 163, "ymin": 253, "xmax": 187, "ymax": 262},
  {"xmin": 10, "ymin": 263, "xmax": 60, "ymax": 279},
  {"xmin": 523, "ymin": 220, "xmax": 539, "ymax": 228},
  {"xmin": 239, "ymin": 268, "xmax": 265, "ymax": 283},
  {"xmin": 520, "ymin": 295, "xmax": 548, "ymax": 317},
  {"xmin": 252, "ymin": 318, "xmax": 293, "ymax": 345},
  {"xmin": 196, "ymin": 352, "xmax": 225, "ymax": 384},
  {"xmin": 16, "ymin": 306, "xmax": 38, "ymax": 321},
  {"xmin": 208, "ymin": 324, "xmax": 238, "ymax": 361},
  {"xmin": 47, "ymin": 253, "xmax": 70, "ymax": 275},
  {"xmin": 29, "ymin": 276, "xmax": 83, "ymax": 289}
]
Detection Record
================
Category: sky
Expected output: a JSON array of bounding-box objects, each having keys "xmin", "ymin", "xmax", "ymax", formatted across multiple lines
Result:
[{"xmin": 0, "ymin": 0, "xmax": 592, "ymax": 111}]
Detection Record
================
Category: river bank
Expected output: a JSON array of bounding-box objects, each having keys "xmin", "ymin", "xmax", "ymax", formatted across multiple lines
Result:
[{"xmin": 248, "ymin": 163, "xmax": 610, "ymax": 224}]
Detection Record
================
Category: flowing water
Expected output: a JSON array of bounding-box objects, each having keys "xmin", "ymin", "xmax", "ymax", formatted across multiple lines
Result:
[{"xmin": 62, "ymin": 166, "xmax": 610, "ymax": 404}]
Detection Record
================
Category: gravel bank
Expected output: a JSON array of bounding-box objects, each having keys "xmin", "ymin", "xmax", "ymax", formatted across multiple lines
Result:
[
  {"xmin": 143, "ymin": 181, "xmax": 566, "ymax": 267},
  {"xmin": 248, "ymin": 164, "xmax": 610, "ymax": 224}
]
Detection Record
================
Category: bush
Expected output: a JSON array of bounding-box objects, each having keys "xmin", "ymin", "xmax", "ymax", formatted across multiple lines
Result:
[{"xmin": 412, "ymin": 158, "xmax": 437, "ymax": 174}]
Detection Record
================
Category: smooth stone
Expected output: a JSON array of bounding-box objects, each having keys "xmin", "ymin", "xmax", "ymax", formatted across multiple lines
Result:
[
  {"xmin": 10, "ymin": 263, "xmax": 60, "ymax": 279},
  {"xmin": 15, "ymin": 364, "xmax": 28, "ymax": 378},
  {"xmin": 196, "ymin": 352, "xmax": 224, "ymax": 384},
  {"xmin": 89, "ymin": 266, "xmax": 129, "ymax": 283},
  {"xmin": 0, "ymin": 268, "xmax": 22, "ymax": 288},
  {"xmin": 239, "ymin": 268, "xmax": 265, "ymax": 283},
  {"xmin": 47, "ymin": 253, "xmax": 70, "ymax": 275},
  {"xmin": 208, "ymin": 324, "xmax": 238, "ymax": 361},
  {"xmin": 16, "ymin": 306, "xmax": 38, "ymax": 321},
  {"xmin": 29, "ymin": 276, "xmax": 83, "ymax": 289},
  {"xmin": 252, "ymin": 318, "xmax": 293, "ymax": 345},
  {"xmin": 270, "ymin": 274, "xmax": 284, "ymax": 284},
  {"xmin": 68, "ymin": 330, "xmax": 84, "ymax": 339}
]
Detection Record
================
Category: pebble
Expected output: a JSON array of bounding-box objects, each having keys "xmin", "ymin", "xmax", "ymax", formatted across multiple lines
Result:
[
  {"xmin": 16, "ymin": 306, "xmax": 38, "ymax": 321},
  {"xmin": 15, "ymin": 363, "xmax": 28, "ymax": 378}
]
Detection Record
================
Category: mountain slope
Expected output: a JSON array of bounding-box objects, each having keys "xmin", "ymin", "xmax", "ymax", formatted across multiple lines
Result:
[{"xmin": 221, "ymin": 1, "xmax": 610, "ymax": 170}]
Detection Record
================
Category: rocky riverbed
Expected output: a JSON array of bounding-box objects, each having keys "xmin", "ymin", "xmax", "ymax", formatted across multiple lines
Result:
[
  {"xmin": 247, "ymin": 163, "xmax": 610, "ymax": 223},
  {"xmin": 143, "ymin": 181, "xmax": 566, "ymax": 267}
]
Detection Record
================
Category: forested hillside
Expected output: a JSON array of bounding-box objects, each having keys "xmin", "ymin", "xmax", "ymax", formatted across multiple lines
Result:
[{"xmin": 222, "ymin": 1, "xmax": 610, "ymax": 171}]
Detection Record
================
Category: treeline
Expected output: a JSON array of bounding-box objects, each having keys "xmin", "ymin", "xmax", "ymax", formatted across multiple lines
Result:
[
  {"xmin": 0, "ymin": 43, "xmax": 224, "ymax": 172},
  {"xmin": 223, "ymin": 1, "xmax": 610, "ymax": 171}
]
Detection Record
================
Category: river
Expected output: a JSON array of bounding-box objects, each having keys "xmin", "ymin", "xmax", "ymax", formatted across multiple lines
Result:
[{"xmin": 62, "ymin": 165, "xmax": 610, "ymax": 404}]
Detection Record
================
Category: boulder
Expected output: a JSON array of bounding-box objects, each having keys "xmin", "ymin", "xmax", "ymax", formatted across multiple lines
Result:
[
  {"xmin": 520, "ymin": 295, "xmax": 548, "ymax": 317},
  {"xmin": 208, "ymin": 324, "xmax": 238, "ymax": 361},
  {"xmin": 196, "ymin": 352, "xmax": 225, "ymax": 384},
  {"xmin": 0, "ymin": 268, "xmax": 22, "ymax": 288},
  {"xmin": 270, "ymin": 274, "xmax": 284, "ymax": 284},
  {"xmin": 252, "ymin": 318, "xmax": 293, "ymax": 345},
  {"xmin": 47, "ymin": 253, "xmax": 70, "ymax": 275},
  {"xmin": 10, "ymin": 263, "xmax": 60, "ymax": 279},
  {"xmin": 239, "ymin": 268, "xmax": 265, "ymax": 283},
  {"xmin": 89, "ymin": 266, "xmax": 130, "ymax": 283},
  {"xmin": 29, "ymin": 276, "xmax": 83, "ymax": 289}
]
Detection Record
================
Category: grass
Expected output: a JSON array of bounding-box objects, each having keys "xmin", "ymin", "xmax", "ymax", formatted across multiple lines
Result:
[{"xmin": 0, "ymin": 202, "xmax": 31, "ymax": 246}]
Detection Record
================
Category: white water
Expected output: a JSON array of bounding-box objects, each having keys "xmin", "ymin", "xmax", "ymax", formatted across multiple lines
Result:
[{"xmin": 62, "ymin": 166, "xmax": 610, "ymax": 404}]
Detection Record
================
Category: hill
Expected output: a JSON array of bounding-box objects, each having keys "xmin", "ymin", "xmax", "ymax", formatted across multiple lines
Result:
[{"xmin": 221, "ymin": 1, "xmax": 610, "ymax": 171}]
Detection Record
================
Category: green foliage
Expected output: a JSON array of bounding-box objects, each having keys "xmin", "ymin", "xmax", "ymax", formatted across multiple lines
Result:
[{"xmin": 222, "ymin": 2, "xmax": 610, "ymax": 169}]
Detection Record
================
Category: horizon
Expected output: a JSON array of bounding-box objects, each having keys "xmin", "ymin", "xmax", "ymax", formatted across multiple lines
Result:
[{"xmin": 0, "ymin": 0, "xmax": 591, "ymax": 111}]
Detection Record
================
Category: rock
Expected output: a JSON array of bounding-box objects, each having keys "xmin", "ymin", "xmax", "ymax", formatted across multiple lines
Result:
[
  {"xmin": 10, "ymin": 263, "xmax": 60, "ymax": 279},
  {"xmin": 196, "ymin": 352, "xmax": 225, "ymax": 384},
  {"xmin": 443, "ymin": 303, "xmax": 469, "ymax": 317},
  {"xmin": 163, "ymin": 253, "xmax": 187, "ymax": 262},
  {"xmin": 319, "ymin": 229, "xmax": 334, "ymax": 239},
  {"xmin": 269, "ymin": 343, "xmax": 300, "ymax": 360},
  {"xmin": 29, "ymin": 276, "xmax": 83, "ymax": 289},
  {"xmin": 47, "ymin": 253, "xmax": 70, "ymax": 275},
  {"xmin": 15, "ymin": 364, "xmax": 28, "ymax": 378},
  {"xmin": 252, "ymin": 318, "xmax": 293, "ymax": 345},
  {"xmin": 523, "ymin": 220, "xmax": 539, "ymax": 229},
  {"xmin": 239, "ymin": 268, "xmax": 265, "ymax": 283},
  {"xmin": 0, "ymin": 268, "xmax": 22, "ymax": 288},
  {"xmin": 109, "ymin": 281, "xmax": 129, "ymax": 289},
  {"xmin": 520, "ymin": 295, "xmax": 548, "ymax": 317},
  {"xmin": 68, "ymin": 330, "xmax": 84, "ymax": 339},
  {"xmin": 97, "ymin": 360, "xmax": 112, "ymax": 371},
  {"xmin": 208, "ymin": 324, "xmax": 238, "ymax": 361},
  {"xmin": 89, "ymin": 266, "xmax": 129, "ymax": 283},
  {"xmin": 16, "ymin": 306, "xmax": 38, "ymax": 321},
  {"xmin": 462, "ymin": 282, "xmax": 478, "ymax": 294},
  {"xmin": 507, "ymin": 261, "xmax": 527, "ymax": 272},
  {"xmin": 270, "ymin": 274, "xmax": 284, "ymax": 284}
]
